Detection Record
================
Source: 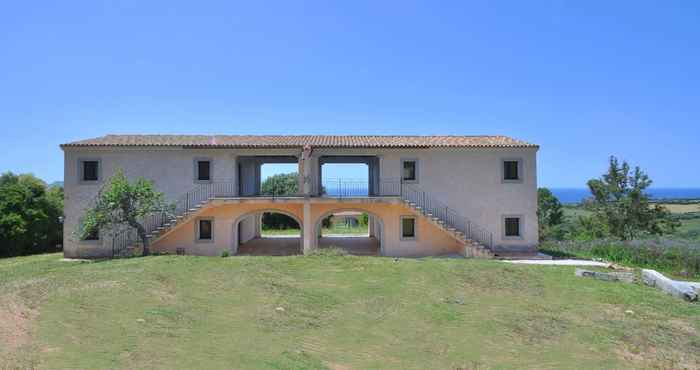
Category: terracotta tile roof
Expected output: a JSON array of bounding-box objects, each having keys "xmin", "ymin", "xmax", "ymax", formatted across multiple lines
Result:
[{"xmin": 61, "ymin": 135, "xmax": 538, "ymax": 149}]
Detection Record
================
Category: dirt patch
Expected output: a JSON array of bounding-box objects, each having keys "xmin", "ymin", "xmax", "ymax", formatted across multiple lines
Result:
[
  {"xmin": 0, "ymin": 295, "xmax": 37, "ymax": 351},
  {"xmin": 326, "ymin": 362, "xmax": 351, "ymax": 370}
]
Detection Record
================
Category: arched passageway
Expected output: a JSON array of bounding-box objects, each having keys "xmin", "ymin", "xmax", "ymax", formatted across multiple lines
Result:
[
  {"xmin": 233, "ymin": 209, "xmax": 303, "ymax": 256},
  {"xmin": 313, "ymin": 208, "xmax": 383, "ymax": 256}
]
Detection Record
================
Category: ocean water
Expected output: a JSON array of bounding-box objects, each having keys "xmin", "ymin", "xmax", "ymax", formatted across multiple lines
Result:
[{"xmin": 550, "ymin": 188, "xmax": 700, "ymax": 204}]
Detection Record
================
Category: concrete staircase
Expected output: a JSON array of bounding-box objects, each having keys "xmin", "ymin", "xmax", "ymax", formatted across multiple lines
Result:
[
  {"xmin": 398, "ymin": 183, "xmax": 495, "ymax": 259},
  {"xmin": 111, "ymin": 183, "xmax": 235, "ymax": 257},
  {"xmin": 400, "ymin": 199, "xmax": 494, "ymax": 258},
  {"xmin": 111, "ymin": 181, "xmax": 496, "ymax": 259}
]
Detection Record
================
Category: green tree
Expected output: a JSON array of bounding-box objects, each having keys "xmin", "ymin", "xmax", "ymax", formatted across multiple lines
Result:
[
  {"xmin": 78, "ymin": 170, "xmax": 172, "ymax": 256},
  {"xmin": 0, "ymin": 172, "xmax": 63, "ymax": 257},
  {"xmin": 586, "ymin": 156, "xmax": 678, "ymax": 240},
  {"xmin": 261, "ymin": 172, "xmax": 299, "ymax": 196},
  {"xmin": 537, "ymin": 188, "xmax": 565, "ymax": 241}
]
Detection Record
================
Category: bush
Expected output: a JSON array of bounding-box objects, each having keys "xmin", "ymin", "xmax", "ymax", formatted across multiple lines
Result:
[
  {"xmin": 0, "ymin": 172, "xmax": 63, "ymax": 257},
  {"xmin": 221, "ymin": 250, "xmax": 230, "ymax": 257},
  {"xmin": 540, "ymin": 238, "xmax": 700, "ymax": 278}
]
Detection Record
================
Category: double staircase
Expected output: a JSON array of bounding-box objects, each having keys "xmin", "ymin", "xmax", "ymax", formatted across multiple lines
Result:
[{"xmin": 110, "ymin": 181, "xmax": 495, "ymax": 259}]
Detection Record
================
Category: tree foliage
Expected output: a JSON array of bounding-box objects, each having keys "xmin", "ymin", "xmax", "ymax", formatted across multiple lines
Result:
[
  {"xmin": 261, "ymin": 212, "xmax": 300, "ymax": 230},
  {"xmin": 586, "ymin": 156, "xmax": 678, "ymax": 240},
  {"xmin": 78, "ymin": 170, "xmax": 172, "ymax": 256},
  {"xmin": 259, "ymin": 172, "xmax": 300, "ymax": 230},
  {"xmin": 0, "ymin": 172, "xmax": 63, "ymax": 257},
  {"xmin": 261, "ymin": 172, "xmax": 298, "ymax": 196},
  {"xmin": 537, "ymin": 188, "xmax": 564, "ymax": 240}
]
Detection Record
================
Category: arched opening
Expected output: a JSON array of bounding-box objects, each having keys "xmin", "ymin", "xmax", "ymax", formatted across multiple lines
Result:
[
  {"xmin": 233, "ymin": 209, "xmax": 303, "ymax": 256},
  {"xmin": 314, "ymin": 209, "xmax": 384, "ymax": 256}
]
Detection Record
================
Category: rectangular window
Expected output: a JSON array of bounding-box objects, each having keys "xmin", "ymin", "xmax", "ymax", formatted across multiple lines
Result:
[
  {"xmin": 197, "ymin": 160, "xmax": 211, "ymax": 181},
  {"xmin": 504, "ymin": 217, "xmax": 521, "ymax": 237},
  {"xmin": 402, "ymin": 160, "xmax": 417, "ymax": 182},
  {"xmin": 82, "ymin": 161, "xmax": 99, "ymax": 182},
  {"xmin": 503, "ymin": 160, "xmax": 520, "ymax": 181},
  {"xmin": 198, "ymin": 219, "xmax": 213, "ymax": 240},
  {"xmin": 401, "ymin": 217, "xmax": 416, "ymax": 239}
]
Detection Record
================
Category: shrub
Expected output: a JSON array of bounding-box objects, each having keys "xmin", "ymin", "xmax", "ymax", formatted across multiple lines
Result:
[
  {"xmin": 0, "ymin": 172, "xmax": 63, "ymax": 257},
  {"xmin": 221, "ymin": 250, "xmax": 230, "ymax": 258},
  {"xmin": 540, "ymin": 238, "xmax": 700, "ymax": 278}
]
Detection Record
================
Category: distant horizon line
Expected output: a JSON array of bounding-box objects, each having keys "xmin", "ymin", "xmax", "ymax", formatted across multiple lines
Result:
[{"xmin": 544, "ymin": 186, "xmax": 700, "ymax": 189}]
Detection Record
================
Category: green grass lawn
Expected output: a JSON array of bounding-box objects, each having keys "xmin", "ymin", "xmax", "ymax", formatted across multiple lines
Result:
[{"xmin": 1, "ymin": 253, "xmax": 699, "ymax": 370}]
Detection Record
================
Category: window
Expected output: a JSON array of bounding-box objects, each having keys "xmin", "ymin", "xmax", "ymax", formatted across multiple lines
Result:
[
  {"xmin": 504, "ymin": 217, "xmax": 521, "ymax": 238},
  {"xmin": 402, "ymin": 159, "xmax": 417, "ymax": 182},
  {"xmin": 197, "ymin": 219, "xmax": 213, "ymax": 241},
  {"xmin": 80, "ymin": 160, "xmax": 100, "ymax": 182},
  {"xmin": 401, "ymin": 216, "xmax": 416, "ymax": 239},
  {"xmin": 197, "ymin": 160, "xmax": 211, "ymax": 182},
  {"xmin": 502, "ymin": 159, "xmax": 521, "ymax": 182}
]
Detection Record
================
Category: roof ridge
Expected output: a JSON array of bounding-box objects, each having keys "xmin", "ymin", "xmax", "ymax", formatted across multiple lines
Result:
[{"xmin": 61, "ymin": 134, "xmax": 538, "ymax": 149}]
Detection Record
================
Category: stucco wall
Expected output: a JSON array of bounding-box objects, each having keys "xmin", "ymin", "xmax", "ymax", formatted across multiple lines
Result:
[
  {"xmin": 63, "ymin": 145, "xmax": 538, "ymax": 257},
  {"xmin": 313, "ymin": 147, "xmax": 539, "ymax": 251},
  {"xmin": 151, "ymin": 203, "xmax": 304, "ymax": 256},
  {"xmin": 309, "ymin": 202, "xmax": 462, "ymax": 257},
  {"xmin": 238, "ymin": 214, "xmax": 257, "ymax": 244},
  {"xmin": 62, "ymin": 147, "xmax": 300, "ymax": 257},
  {"xmin": 147, "ymin": 201, "xmax": 461, "ymax": 257}
]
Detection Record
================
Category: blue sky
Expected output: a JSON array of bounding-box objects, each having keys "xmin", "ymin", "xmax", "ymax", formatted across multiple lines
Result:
[{"xmin": 1, "ymin": 1, "xmax": 698, "ymax": 187}]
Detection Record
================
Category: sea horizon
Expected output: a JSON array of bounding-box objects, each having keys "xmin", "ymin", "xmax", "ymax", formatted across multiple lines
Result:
[{"xmin": 549, "ymin": 187, "xmax": 700, "ymax": 204}]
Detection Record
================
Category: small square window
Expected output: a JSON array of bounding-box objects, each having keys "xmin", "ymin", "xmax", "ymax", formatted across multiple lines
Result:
[
  {"xmin": 82, "ymin": 161, "xmax": 99, "ymax": 182},
  {"xmin": 402, "ymin": 160, "xmax": 417, "ymax": 182},
  {"xmin": 401, "ymin": 217, "xmax": 416, "ymax": 239},
  {"xmin": 503, "ymin": 161, "xmax": 520, "ymax": 181},
  {"xmin": 197, "ymin": 161, "xmax": 211, "ymax": 181},
  {"xmin": 198, "ymin": 219, "xmax": 213, "ymax": 240},
  {"xmin": 505, "ymin": 217, "xmax": 521, "ymax": 237}
]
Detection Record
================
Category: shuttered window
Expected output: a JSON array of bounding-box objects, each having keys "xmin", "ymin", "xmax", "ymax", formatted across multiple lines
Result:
[
  {"xmin": 401, "ymin": 217, "xmax": 416, "ymax": 239},
  {"xmin": 505, "ymin": 217, "xmax": 521, "ymax": 237},
  {"xmin": 503, "ymin": 161, "xmax": 519, "ymax": 181},
  {"xmin": 82, "ymin": 161, "xmax": 99, "ymax": 181},
  {"xmin": 197, "ymin": 161, "xmax": 211, "ymax": 181},
  {"xmin": 198, "ymin": 219, "xmax": 213, "ymax": 240}
]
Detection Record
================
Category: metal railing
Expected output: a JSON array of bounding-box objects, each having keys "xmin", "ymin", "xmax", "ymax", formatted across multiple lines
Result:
[
  {"xmin": 400, "ymin": 182, "xmax": 494, "ymax": 250},
  {"xmin": 112, "ymin": 182, "xmax": 237, "ymax": 257},
  {"xmin": 109, "ymin": 177, "xmax": 493, "ymax": 256},
  {"xmin": 321, "ymin": 179, "xmax": 370, "ymax": 198},
  {"xmin": 318, "ymin": 178, "xmax": 402, "ymax": 198}
]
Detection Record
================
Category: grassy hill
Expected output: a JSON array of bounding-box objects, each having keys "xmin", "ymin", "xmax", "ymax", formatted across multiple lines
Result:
[{"xmin": 1, "ymin": 253, "xmax": 698, "ymax": 369}]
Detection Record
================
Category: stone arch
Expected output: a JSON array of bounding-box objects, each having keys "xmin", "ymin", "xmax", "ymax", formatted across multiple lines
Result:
[
  {"xmin": 231, "ymin": 208, "xmax": 303, "ymax": 255},
  {"xmin": 313, "ymin": 207, "xmax": 385, "ymax": 256}
]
